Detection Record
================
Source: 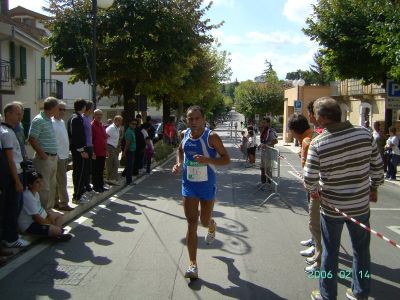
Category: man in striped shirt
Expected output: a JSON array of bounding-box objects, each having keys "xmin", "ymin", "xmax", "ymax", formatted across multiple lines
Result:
[
  {"xmin": 304, "ymin": 97, "xmax": 384, "ymax": 300},
  {"xmin": 28, "ymin": 97, "xmax": 60, "ymax": 210}
]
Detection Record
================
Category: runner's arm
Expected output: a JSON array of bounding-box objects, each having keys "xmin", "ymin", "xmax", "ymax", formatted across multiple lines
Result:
[{"xmin": 194, "ymin": 132, "xmax": 230, "ymax": 166}]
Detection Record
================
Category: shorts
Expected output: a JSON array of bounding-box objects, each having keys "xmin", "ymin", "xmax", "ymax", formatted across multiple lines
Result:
[
  {"xmin": 25, "ymin": 222, "xmax": 50, "ymax": 236},
  {"xmin": 182, "ymin": 183, "xmax": 216, "ymax": 201}
]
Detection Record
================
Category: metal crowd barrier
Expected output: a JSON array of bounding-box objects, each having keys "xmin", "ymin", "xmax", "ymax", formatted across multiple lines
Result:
[{"xmin": 255, "ymin": 146, "xmax": 282, "ymax": 206}]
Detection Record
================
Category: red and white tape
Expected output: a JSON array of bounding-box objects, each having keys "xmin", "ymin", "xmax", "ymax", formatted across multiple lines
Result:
[{"xmin": 279, "ymin": 154, "xmax": 400, "ymax": 250}]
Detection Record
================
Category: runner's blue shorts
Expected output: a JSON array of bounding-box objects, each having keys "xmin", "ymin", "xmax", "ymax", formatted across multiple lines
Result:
[{"xmin": 182, "ymin": 183, "xmax": 216, "ymax": 201}]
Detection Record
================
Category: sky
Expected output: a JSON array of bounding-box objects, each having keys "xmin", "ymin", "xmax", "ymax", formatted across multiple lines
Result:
[{"xmin": 9, "ymin": 0, "xmax": 318, "ymax": 82}]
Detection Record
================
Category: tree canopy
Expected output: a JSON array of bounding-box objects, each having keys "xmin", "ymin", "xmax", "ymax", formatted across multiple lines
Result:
[
  {"xmin": 235, "ymin": 62, "xmax": 284, "ymax": 119},
  {"xmin": 45, "ymin": 0, "xmax": 227, "ymax": 122},
  {"xmin": 303, "ymin": 0, "xmax": 400, "ymax": 84}
]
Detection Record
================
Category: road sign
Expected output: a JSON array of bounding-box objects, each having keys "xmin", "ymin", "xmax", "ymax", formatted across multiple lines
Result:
[
  {"xmin": 386, "ymin": 80, "xmax": 400, "ymax": 109},
  {"xmin": 294, "ymin": 100, "xmax": 302, "ymax": 113}
]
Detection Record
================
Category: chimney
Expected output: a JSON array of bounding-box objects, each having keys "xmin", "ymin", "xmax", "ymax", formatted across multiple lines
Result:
[{"xmin": 1, "ymin": 0, "xmax": 9, "ymax": 15}]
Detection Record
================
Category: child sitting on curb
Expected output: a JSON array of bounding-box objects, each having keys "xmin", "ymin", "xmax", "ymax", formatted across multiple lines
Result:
[{"xmin": 18, "ymin": 171, "xmax": 73, "ymax": 242}]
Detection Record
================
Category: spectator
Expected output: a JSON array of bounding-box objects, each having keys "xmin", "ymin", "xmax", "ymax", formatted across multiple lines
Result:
[
  {"xmin": 144, "ymin": 136, "xmax": 154, "ymax": 174},
  {"xmin": 246, "ymin": 131, "xmax": 256, "ymax": 167},
  {"xmin": 28, "ymin": 97, "xmax": 59, "ymax": 209},
  {"xmin": 163, "ymin": 116, "xmax": 178, "ymax": 145},
  {"xmin": 18, "ymin": 172, "xmax": 72, "ymax": 241},
  {"xmin": 104, "ymin": 118, "xmax": 113, "ymax": 129},
  {"xmin": 304, "ymin": 97, "xmax": 384, "ymax": 300},
  {"xmin": 132, "ymin": 115, "xmax": 146, "ymax": 176},
  {"xmin": 83, "ymin": 102, "xmax": 95, "ymax": 193},
  {"xmin": 363, "ymin": 120, "xmax": 373, "ymax": 133},
  {"xmin": 1, "ymin": 120, "xmax": 16, "ymax": 261},
  {"xmin": 240, "ymin": 130, "xmax": 248, "ymax": 161},
  {"xmin": 106, "ymin": 115, "xmax": 123, "ymax": 185},
  {"xmin": 307, "ymin": 101, "xmax": 323, "ymax": 134},
  {"xmin": 257, "ymin": 117, "xmax": 278, "ymax": 184},
  {"xmin": 91, "ymin": 109, "xmax": 109, "ymax": 193},
  {"xmin": 372, "ymin": 121, "xmax": 385, "ymax": 161},
  {"xmin": 144, "ymin": 116, "xmax": 155, "ymax": 141},
  {"xmin": 67, "ymin": 99, "xmax": 89, "ymax": 204},
  {"xmin": 288, "ymin": 114, "xmax": 320, "ymax": 274},
  {"xmin": 124, "ymin": 120, "xmax": 137, "ymax": 185},
  {"xmin": 52, "ymin": 101, "xmax": 73, "ymax": 211},
  {"xmin": 385, "ymin": 126, "xmax": 400, "ymax": 180},
  {"xmin": 0, "ymin": 102, "xmax": 30, "ymax": 248}
]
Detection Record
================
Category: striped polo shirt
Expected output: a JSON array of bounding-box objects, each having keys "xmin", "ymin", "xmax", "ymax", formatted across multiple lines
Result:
[
  {"xmin": 28, "ymin": 111, "xmax": 58, "ymax": 155},
  {"xmin": 303, "ymin": 121, "xmax": 384, "ymax": 218}
]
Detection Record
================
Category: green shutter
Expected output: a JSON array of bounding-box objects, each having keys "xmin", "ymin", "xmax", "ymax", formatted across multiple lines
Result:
[
  {"xmin": 20, "ymin": 46, "xmax": 27, "ymax": 79},
  {"xmin": 9, "ymin": 42, "xmax": 15, "ymax": 78},
  {"xmin": 41, "ymin": 57, "xmax": 45, "ymax": 79}
]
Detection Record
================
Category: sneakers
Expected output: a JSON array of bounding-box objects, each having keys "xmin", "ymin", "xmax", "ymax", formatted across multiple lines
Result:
[
  {"xmin": 2, "ymin": 237, "xmax": 30, "ymax": 248},
  {"xmin": 72, "ymin": 195, "xmax": 89, "ymax": 204},
  {"xmin": 300, "ymin": 238, "xmax": 314, "ymax": 247},
  {"xmin": 346, "ymin": 288, "xmax": 368, "ymax": 300},
  {"xmin": 184, "ymin": 264, "xmax": 198, "ymax": 279},
  {"xmin": 300, "ymin": 245, "xmax": 315, "ymax": 257},
  {"xmin": 305, "ymin": 257, "xmax": 316, "ymax": 265},
  {"xmin": 311, "ymin": 290, "xmax": 323, "ymax": 300},
  {"xmin": 205, "ymin": 220, "xmax": 216, "ymax": 245},
  {"xmin": 304, "ymin": 262, "xmax": 319, "ymax": 274}
]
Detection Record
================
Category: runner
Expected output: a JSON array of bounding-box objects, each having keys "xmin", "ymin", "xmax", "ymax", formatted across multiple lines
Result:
[{"xmin": 172, "ymin": 105, "xmax": 230, "ymax": 280}]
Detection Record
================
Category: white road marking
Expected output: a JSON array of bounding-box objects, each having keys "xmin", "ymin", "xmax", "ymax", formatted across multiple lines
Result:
[
  {"xmin": 388, "ymin": 226, "xmax": 400, "ymax": 235},
  {"xmin": 371, "ymin": 208, "xmax": 400, "ymax": 211}
]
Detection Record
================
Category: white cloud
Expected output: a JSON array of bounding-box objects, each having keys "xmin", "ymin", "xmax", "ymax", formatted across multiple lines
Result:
[
  {"xmin": 229, "ymin": 43, "xmax": 319, "ymax": 82},
  {"xmin": 212, "ymin": 29, "xmax": 311, "ymax": 47},
  {"xmin": 283, "ymin": 0, "xmax": 317, "ymax": 24}
]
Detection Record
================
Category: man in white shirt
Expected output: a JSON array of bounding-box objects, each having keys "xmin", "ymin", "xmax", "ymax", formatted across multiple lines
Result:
[
  {"xmin": 105, "ymin": 115, "xmax": 123, "ymax": 184},
  {"xmin": 0, "ymin": 102, "xmax": 30, "ymax": 248},
  {"xmin": 52, "ymin": 101, "xmax": 73, "ymax": 211}
]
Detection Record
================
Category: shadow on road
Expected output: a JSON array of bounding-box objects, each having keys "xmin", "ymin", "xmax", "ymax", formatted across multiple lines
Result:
[{"xmin": 188, "ymin": 256, "xmax": 286, "ymax": 299}]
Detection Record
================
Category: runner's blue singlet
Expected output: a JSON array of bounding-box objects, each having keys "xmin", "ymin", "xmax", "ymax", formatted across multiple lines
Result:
[{"xmin": 182, "ymin": 128, "xmax": 217, "ymax": 200}]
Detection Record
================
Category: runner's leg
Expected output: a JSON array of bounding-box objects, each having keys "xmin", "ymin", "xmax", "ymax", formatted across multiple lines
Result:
[
  {"xmin": 183, "ymin": 196, "xmax": 200, "ymax": 264},
  {"xmin": 199, "ymin": 199, "xmax": 215, "ymax": 228}
]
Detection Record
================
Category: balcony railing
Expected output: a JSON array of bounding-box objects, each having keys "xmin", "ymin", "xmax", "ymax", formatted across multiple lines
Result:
[
  {"xmin": 0, "ymin": 59, "xmax": 13, "ymax": 93},
  {"xmin": 38, "ymin": 79, "xmax": 63, "ymax": 100},
  {"xmin": 331, "ymin": 79, "xmax": 386, "ymax": 97}
]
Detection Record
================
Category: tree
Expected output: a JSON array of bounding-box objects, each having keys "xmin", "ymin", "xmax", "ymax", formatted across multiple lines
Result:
[
  {"xmin": 303, "ymin": 0, "xmax": 400, "ymax": 84},
  {"xmin": 235, "ymin": 72, "xmax": 284, "ymax": 120},
  {"xmin": 46, "ymin": 0, "xmax": 219, "ymax": 124}
]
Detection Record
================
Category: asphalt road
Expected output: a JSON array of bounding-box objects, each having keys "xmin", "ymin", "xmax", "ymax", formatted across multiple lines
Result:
[{"xmin": 0, "ymin": 111, "xmax": 399, "ymax": 299}]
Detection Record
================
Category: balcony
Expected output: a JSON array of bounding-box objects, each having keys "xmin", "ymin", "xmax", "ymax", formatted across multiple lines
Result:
[
  {"xmin": 331, "ymin": 79, "xmax": 386, "ymax": 97},
  {"xmin": 0, "ymin": 59, "xmax": 14, "ymax": 95},
  {"xmin": 38, "ymin": 79, "xmax": 63, "ymax": 100}
]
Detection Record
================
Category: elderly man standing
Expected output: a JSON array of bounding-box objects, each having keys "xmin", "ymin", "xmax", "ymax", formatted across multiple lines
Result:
[
  {"xmin": 0, "ymin": 102, "xmax": 30, "ymax": 248},
  {"xmin": 28, "ymin": 97, "xmax": 59, "ymax": 209},
  {"xmin": 105, "ymin": 115, "xmax": 122, "ymax": 185},
  {"xmin": 304, "ymin": 97, "xmax": 384, "ymax": 300},
  {"xmin": 91, "ymin": 109, "xmax": 109, "ymax": 192},
  {"xmin": 52, "ymin": 101, "xmax": 73, "ymax": 211}
]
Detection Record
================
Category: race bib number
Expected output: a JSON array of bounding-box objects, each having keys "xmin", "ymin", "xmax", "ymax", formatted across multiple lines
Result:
[{"xmin": 187, "ymin": 160, "xmax": 208, "ymax": 182}]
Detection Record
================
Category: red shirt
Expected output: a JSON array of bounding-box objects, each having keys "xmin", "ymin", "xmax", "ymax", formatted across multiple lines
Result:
[{"xmin": 91, "ymin": 119, "xmax": 107, "ymax": 157}]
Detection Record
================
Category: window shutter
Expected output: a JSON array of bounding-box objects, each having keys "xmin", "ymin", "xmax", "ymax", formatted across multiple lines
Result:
[
  {"xmin": 9, "ymin": 42, "xmax": 15, "ymax": 78},
  {"xmin": 20, "ymin": 46, "xmax": 27, "ymax": 79}
]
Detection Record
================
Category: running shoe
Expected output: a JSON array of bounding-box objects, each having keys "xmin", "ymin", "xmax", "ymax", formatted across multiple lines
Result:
[
  {"xmin": 205, "ymin": 220, "xmax": 216, "ymax": 245},
  {"xmin": 184, "ymin": 264, "xmax": 198, "ymax": 279},
  {"xmin": 2, "ymin": 237, "xmax": 30, "ymax": 248},
  {"xmin": 311, "ymin": 290, "xmax": 323, "ymax": 300},
  {"xmin": 346, "ymin": 288, "xmax": 368, "ymax": 300},
  {"xmin": 300, "ymin": 238, "xmax": 314, "ymax": 247},
  {"xmin": 300, "ymin": 245, "xmax": 315, "ymax": 257}
]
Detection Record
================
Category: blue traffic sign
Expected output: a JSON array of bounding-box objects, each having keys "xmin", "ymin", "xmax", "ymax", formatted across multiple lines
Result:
[{"xmin": 387, "ymin": 80, "xmax": 400, "ymax": 98}]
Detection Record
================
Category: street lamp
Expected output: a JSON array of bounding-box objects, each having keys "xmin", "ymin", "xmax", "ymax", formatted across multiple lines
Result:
[{"xmin": 92, "ymin": 0, "xmax": 114, "ymax": 109}]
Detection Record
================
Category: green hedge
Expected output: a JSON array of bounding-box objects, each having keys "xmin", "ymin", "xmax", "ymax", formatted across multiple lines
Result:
[{"xmin": 154, "ymin": 141, "xmax": 174, "ymax": 162}]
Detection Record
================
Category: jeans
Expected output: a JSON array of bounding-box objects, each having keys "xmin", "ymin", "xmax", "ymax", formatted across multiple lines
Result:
[
  {"xmin": 125, "ymin": 150, "xmax": 135, "ymax": 184},
  {"xmin": 386, "ymin": 153, "xmax": 399, "ymax": 179},
  {"xmin": 319, "ymin": 212, "xmax": 370, "ymax": 300}
]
